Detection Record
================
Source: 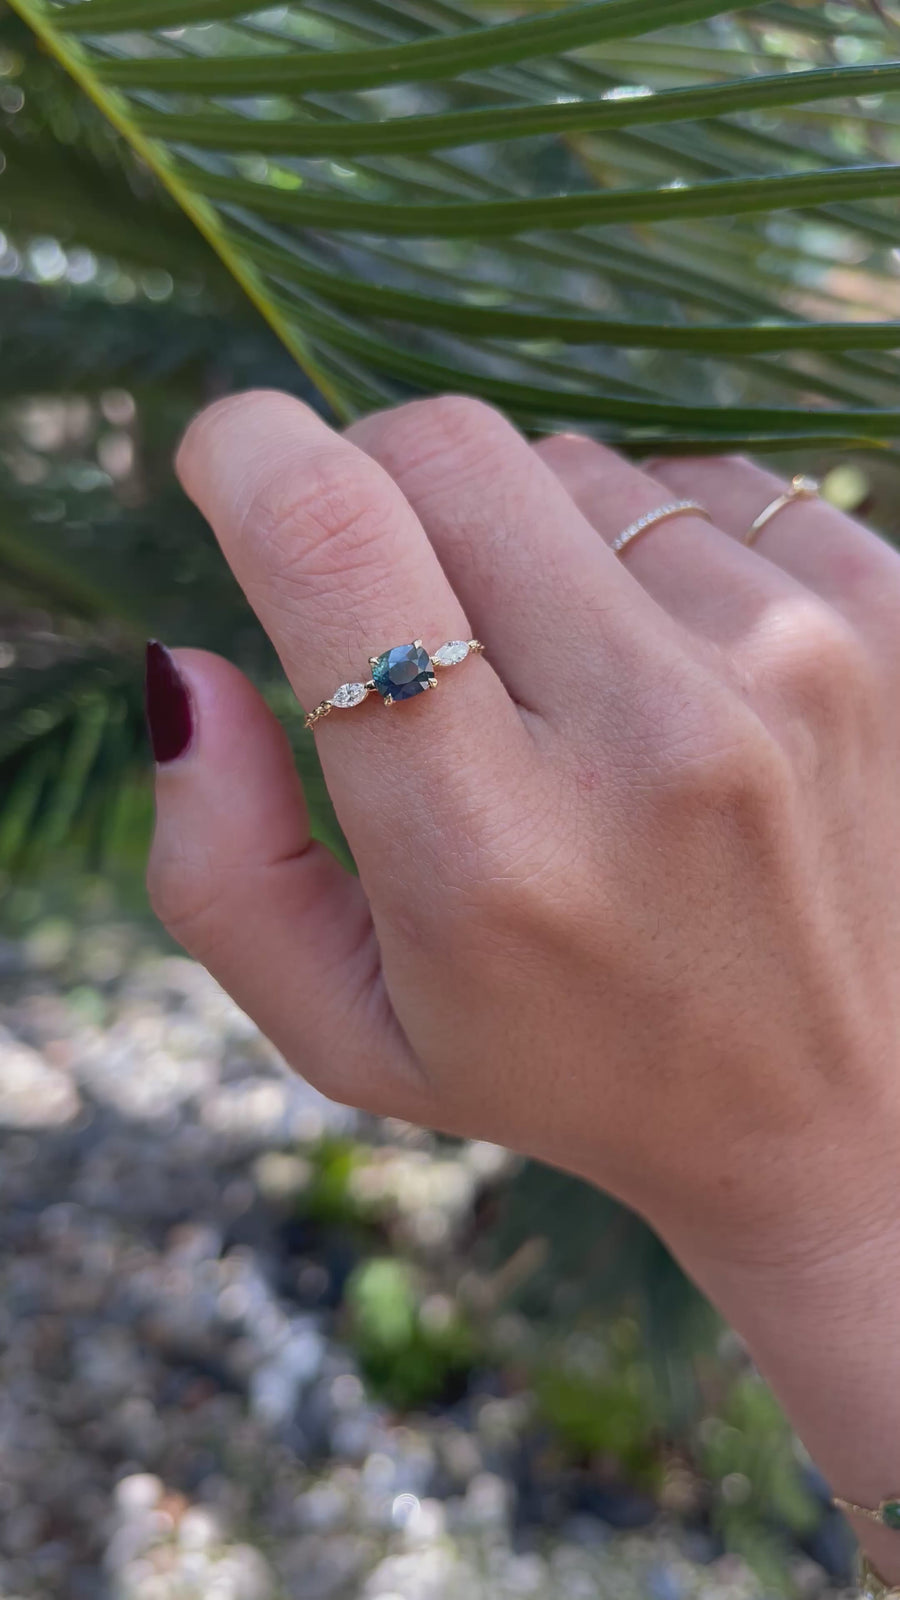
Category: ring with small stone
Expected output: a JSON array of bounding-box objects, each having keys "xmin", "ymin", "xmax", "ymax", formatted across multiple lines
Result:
[
  {"xmin": 742, "ymin": 474, "xmax": 820, "ymax": 548},
  {"xmin": 304, "ymin": 638, "xmax": 485, "ymax": 731}
]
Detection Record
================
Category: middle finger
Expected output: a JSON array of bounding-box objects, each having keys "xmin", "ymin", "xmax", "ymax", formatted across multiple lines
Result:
[{"xmin": 347, "ymin": 395, "xmax": 685, "ymax": 733}]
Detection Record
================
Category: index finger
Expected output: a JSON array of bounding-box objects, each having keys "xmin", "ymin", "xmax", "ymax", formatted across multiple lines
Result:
[{"xmin": 176, "ymin": 390, "xmax": 530, "ymax": 889}]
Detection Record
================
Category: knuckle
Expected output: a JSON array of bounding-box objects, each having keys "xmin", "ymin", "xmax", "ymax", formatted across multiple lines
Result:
[
  {"xmin": 684, "ymin": 731, "xmax": 789, "ymax": 824},
  {"xmin": 647, "ymin": 699, "xmax": 793, "ymax": 849},
  {"xmin": 242, "ymin": 450, "xmax": 397, "ymax": 589},
  {"xmin": 383, "ymin": 394, "xmax": 516, "ymax": 481},
  {"xmin": 766, "ymin": 600, "xmax": 877, "ymax": 736}
]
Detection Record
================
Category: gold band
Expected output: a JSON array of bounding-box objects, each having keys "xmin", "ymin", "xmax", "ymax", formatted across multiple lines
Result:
[
  {"xmin": 611, "ymin": 500, "xmax": 711, "ymax": 559},
  {"xmin": 742, "ymin": 474, "xmax": 820, "ymax": 548},
  {"xmin": 834, "ymin": 1495, "xmax": 900, "ymax": 1532},
  {"xmin": 859, "ymin": 1556, "xmax": 900, "ymax": 1599},
  {"xmin": 304, "ymin": 638, "xmax": 484, "ymax": 731}
]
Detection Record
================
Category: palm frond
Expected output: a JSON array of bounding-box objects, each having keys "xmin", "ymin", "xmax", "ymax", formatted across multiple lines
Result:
[
  {"xmin": 0, "ymin": 647, "xmax": 146, "ymax": 870},
  {"xmin": 0, "ymin": 636, "xmax": 344, "ymax": 872},
  {"xmin": 0, "ymin": 279, "xmax": 307, "ymax": 399},
  {"xmin": 2, "ymin": 0, "xmax": 898, "ymax": 450}
]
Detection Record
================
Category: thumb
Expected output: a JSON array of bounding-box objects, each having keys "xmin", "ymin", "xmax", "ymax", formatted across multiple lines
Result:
[{"xmin": 144, "ymin": 643, "xmax": 423, "ymax": 1117}]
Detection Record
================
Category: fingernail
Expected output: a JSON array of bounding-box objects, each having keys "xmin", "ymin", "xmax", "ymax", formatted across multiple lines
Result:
[{"xmin": 145, "ymin": 641, "xmax": 193, "ymax": 763}]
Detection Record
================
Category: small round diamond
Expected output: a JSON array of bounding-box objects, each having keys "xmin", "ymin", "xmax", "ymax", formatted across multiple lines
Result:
[
  {"xmin": 433, "ymin": 641, "xmax": 470, "ymax": 667},
  {"xmin": 332, "ymin": 682, "xmax": 369, "ymax": 709}
]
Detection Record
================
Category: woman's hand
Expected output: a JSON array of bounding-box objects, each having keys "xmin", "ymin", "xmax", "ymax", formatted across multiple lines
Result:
[{"xmin": 146, "ymin": 391, "xmax": 900, "ymax": 1573}]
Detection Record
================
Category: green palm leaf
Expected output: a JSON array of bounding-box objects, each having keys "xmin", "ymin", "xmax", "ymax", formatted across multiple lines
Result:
[{"xmin": 5, "ymin": 0, "xmax": 900, "ymax": 450}]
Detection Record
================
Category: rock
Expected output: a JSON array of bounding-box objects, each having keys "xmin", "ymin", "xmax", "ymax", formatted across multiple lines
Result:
[
  {"xmin": 0, "ymin": 932, "xmax": 843, "ymax": 1600},
  {"xmin": 0, "ymin": 1027, "xmax": 81, "ymax": 1128}
]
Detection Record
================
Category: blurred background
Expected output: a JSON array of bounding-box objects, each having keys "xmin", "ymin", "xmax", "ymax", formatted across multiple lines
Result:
[{"xmin": 3, "ymin": 0, "xmax": 900, "ymax": 1594}]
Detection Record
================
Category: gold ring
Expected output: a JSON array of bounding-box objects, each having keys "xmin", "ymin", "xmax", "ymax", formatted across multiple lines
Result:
[
  {"xmin": 304, "ymin": 638, "xmax": 484, "ymax": 731},
  {"xmin": 611, "ymin": 500, "xmax": 711, "ymax": 559},
  {"xmin": 742, "ymin": 474, "xmax": 820, "ymax": 548},
  {"xmin": 833, "ymin": 1494, "xmax": 900, "ymax": 1531}
]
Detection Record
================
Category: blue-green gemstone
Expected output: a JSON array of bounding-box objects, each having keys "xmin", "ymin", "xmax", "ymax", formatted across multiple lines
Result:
[
  {"xmin": 371, "ymin": 643, "xmax": 433, "ymax": 702},
  {"xmin": 882, "ymin": 1500, "xmax": 900, "ymax": 1529}
]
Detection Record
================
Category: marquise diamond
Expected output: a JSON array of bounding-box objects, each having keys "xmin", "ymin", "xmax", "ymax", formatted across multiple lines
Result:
[
  {"xmin": 332, "ymin": 682, "xmax": 369, "ymax": 709},
  {"xmin": 433, "ymin": 640, "xmax": 470, "ymax": 667}
]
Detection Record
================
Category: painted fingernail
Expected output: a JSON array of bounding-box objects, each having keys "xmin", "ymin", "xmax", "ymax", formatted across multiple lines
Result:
[{"xmin": 145, "ymin": 641, "xmax": 193, "ymax": 763}]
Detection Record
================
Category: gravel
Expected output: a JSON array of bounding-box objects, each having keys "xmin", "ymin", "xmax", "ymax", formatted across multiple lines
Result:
[{"xmin": 0, "ymin": 926, "xmax": 844, "ymax": 1600}]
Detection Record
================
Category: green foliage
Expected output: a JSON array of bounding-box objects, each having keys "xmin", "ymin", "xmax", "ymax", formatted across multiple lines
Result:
[
  {"xmin": 303, "ymin": 1136, "xmax": 373, "ymax": 1228},
  {"xmin": 486, "ymin": 1158, "xmax": 719, "ymax": 1430},
  {"xmin": 345, "ymin": 1256, "xmax": 479, "ymax": 1409},
  {"xmin": 699, "ymin": 1373, "xmax": 820, "ymax": 1590},
  {"xmin": 3, "ymin": 0, "xmax": 900, "ymax": 874},
  {"xmin": 0, "ymin": 648, "xmax": 147, "ymax": 872},
  {"xmin": 535, "ymin": 1320, "xmax": 661, "ymax": 1479},
  {"xmin": 6, "ymin": 0, "xmax": 900, "ymax": 453}
]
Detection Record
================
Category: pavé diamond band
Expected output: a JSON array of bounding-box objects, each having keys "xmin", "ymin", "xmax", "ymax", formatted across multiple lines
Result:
[
  {"xmin": 304, "ymin": 638, "xmax": 484, "ymax": 731},
  {"xmin": 611, "ymin": 500, "xmax": 711, "ymax": 559}
]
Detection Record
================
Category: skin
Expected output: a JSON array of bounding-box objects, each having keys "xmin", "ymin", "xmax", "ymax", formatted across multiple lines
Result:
[{"xmin": 149, "ymin": 390, "xmax": 900, "ymax": 1582}]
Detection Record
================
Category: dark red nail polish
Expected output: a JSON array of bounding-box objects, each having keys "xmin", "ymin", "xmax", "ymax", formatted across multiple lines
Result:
[{"xmin": 145, "ymin": 641, "xmax": 193, "ymax": 763}]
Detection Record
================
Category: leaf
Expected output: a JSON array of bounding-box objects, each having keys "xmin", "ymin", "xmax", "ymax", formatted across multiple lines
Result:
[
  {"xmin": 88, "ymin": 1, "xmax": 757, "ymax": 90},
  {"xmin": 0, "ymin": 650, "xmax": 145, "ymax": 871},
  {"xmin": 0, "ymin": 640, "xmax": 345, "ymax": 873},
  {"xmin": 132, "ymin": 61, "xmax": 900, "ymax": 156},
  {"xmin": 5, "ymin": 0, "xmax": 900, "ymax": 448}
]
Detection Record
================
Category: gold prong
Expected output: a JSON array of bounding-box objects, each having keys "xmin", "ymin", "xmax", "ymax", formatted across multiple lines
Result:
[
  {"xmin": 427, "ymin": 677, "xmax": 438, "ymax": 689},
  {"xmin": 415, "ymin": 638, "xmax": 425, "ymax": 650},
  {"xmin": 368, "ymin": 655, "xmax": 379, "ymax": 667},
  {"xmin": 364, "ymin": 679, "xmax": 375, "ymax": 691},
  {"xmin": 383, "ymin": 694, "xmax": 393, "ymax": 707}
]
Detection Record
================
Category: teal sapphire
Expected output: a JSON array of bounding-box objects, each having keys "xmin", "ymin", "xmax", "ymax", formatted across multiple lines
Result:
[
  {"xmin": 371, "ymin": 641, "xmax": 434, "ymax": 703},
  {"xmin": 882, "ymin": 1500, "xmax": 900, "ymax": 1530}
]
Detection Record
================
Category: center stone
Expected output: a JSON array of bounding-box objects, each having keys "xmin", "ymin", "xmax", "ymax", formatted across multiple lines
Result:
[{"xmin": 371, "ymin": 642, "xmax": 433, "ymax": 703}]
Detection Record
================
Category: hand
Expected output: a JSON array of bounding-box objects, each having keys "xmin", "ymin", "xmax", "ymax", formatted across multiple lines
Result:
[{"xmin": 147, "ymin": 392, "xmax": 900, "ymax": 1570}]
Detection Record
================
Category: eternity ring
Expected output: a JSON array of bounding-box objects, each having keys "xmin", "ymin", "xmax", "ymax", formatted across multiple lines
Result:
[
  {"xmin": 611, "ymin": 500, "xmax": 712, "ymax": 559},
  {"xmin": 742, "ymin": 474, "xmax": 820, "ymax": 548},
  {"xmin": 304, "ymin": 638, "xmax": 484, "ymax": 731}
]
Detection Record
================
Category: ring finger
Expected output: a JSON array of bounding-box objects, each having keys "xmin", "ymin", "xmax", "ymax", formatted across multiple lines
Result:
[
  {"xmin": 649, "ymin": 454, "xmax": 900, "ymax": 650},
  {"xmin": 532, "ymin": 433, "xmax": 798, "ymax": 650}
]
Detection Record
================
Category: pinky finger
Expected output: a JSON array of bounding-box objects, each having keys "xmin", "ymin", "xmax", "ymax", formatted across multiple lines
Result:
[{"xmin": 145, "ymin": 643, "xmax": 425, "ymax": 1119}]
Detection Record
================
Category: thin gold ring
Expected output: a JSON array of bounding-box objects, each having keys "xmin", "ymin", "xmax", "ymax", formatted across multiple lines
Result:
[
  {"xmin": 304, "ymin": 638, "xmax": 484, "ymax": 731},
  {"xmin": 611, "ymin": 500, "xmax": 711, "ymax": 559},
  {"xmin": 833, "ymin": 1494, "xmax": 900, "ymax": 1531},
  {"xmin": 742, "ymin": 474, "xmax": 820, "ymax": 548}
]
